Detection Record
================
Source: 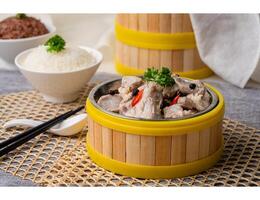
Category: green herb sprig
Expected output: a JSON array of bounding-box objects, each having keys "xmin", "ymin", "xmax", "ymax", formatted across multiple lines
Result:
[
  {"xmin": 44, "ymin": 35, "xmax": 66, "ymax": 53},
  {"xmin": 16, "ymin": 13, "xmax": 27, "ymax": 19},
  {"xmin": 144, "ymin": 67, "xmax": 175, "ymax": 87}
]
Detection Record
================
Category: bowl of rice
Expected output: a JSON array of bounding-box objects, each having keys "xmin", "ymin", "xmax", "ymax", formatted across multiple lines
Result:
[{"xmin": 15, "ymin": 35, "xmax": 103, "ymax": 103}]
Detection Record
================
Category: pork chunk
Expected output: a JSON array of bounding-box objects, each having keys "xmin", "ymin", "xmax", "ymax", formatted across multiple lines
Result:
[
  {"xmin": 119, "ymin": 82, "xmax": 163, "ymax": 119},
  {"xmin": 162, "ymin": 84, "xmax": 179, "ymax": 98},
  {"xmin": 97, "ymin": 94, "xmax": 122, "ymax": 112},
  {"xmin": 174, "ymin": 77, "xmax": 206, "ymax": 95},
  {"xmin": 118, "ymin": 76, "xmax": 143, "ymax": 95},
  {"xmin": 164, "ymin": 104, "xmax": 184, "ymax": 118},
  {"xmin": 178, "ymin": 93, "xmax": 210, "ymax": 111},
  {"xmin": 187, "ymin": 93, "xmax": 210, "ymax": 111}
]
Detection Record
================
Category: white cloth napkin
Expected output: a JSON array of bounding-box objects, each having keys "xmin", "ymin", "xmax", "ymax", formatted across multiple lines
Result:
[{"xmin": 190, "ymin": 14, "xmax": 260, "ymax": 88}]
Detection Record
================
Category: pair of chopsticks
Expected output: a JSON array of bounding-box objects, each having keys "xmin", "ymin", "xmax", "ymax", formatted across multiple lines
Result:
[{"xmin": 0, "ymin": 106, "xmax": 84, "ymax": 157}]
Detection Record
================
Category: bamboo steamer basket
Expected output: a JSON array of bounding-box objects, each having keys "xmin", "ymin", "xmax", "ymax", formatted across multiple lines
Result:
[
  {"xmin": 86, "ymin": 78, "xmax": 225, "ymax": 179},
  {"xmin": 115, "ymin": 14, "xmax": 213, "ymax": 79}
]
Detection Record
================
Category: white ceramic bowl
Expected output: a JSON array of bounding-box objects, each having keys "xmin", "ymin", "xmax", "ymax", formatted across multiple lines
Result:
[
  {"xmin": 0, "ymin": 23, "xmax": 56, "ymax": 64},
  {"xmin": 15, "ymin": 46, "xmax": 103, "ymax": 103}
]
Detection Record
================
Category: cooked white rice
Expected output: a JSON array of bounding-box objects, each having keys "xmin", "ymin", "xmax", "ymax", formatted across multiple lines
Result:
[{"xmin": 22, "ymin": 45, "xmax": 97, "ymax": 72}]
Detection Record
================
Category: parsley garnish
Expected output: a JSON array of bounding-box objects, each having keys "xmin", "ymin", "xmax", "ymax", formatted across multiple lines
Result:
[
  {"xmin": 44, "ymin": 35, "xmax": 66, "ymax": 53},
  {"xmin": 144, "ymin": 67, "xmax": 175, "ymax": 87},
  {"xmin": 16, "ymin": 13, "xmax": 27, "ymax": 19}
]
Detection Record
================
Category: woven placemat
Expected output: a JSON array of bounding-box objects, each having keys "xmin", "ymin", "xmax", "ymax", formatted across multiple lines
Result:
[{"xmin": 0, "ymin": 85, "xmax": 259, "ymax": 186}]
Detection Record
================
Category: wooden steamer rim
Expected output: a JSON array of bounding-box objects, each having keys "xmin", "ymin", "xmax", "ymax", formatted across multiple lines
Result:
[
  {"xmin": 115, "ymin": 22, "xmax": 196, "ymax": 50},
  {"xmin": 115, "ymin": 59, "xmax": 214, "ymax": 79},
  {"xmin": 86, "ymin": 79, "xmax": 225, "ymax": 136},
  {"xmin": 115, "ymin": 21, "xmax": 214, "ymax": 78}
]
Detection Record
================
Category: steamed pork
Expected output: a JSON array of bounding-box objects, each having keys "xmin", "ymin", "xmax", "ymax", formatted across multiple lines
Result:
[
  {"xmin": 119, "ymin": 82, "xmax": 163, "ymax": 119},
  {"xmin": 97, "ymin": 68, "xmax": 211, "ymax": 119},
  {"xmin": 97, "ymin": 94, "xmax": 122, "ymax": 112},
  {"xmin": 174, "ymin": 77, "xmax": 211, "ymax": 111},
  {"xmin": 118, "ymin": 76, "xmax": 143, "ymax": 98},
  {"xmin": 163, "ymin": 104, "xmax": 196, "ymax": 119}
]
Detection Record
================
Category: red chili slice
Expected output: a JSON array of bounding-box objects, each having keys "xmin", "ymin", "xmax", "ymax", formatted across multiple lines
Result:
[
  {"xmin": 170, "ymin": 95, "xmax": 180, "ymax": 106},
  {"xmin": 131, "ymin": 89, "xmax": 144, "ymax": 107}
]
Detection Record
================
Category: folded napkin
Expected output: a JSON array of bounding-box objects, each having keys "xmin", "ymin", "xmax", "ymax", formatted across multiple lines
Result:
[{"xmin": 190, "ymin": 14, "xmax": 260, "ymax": 88}]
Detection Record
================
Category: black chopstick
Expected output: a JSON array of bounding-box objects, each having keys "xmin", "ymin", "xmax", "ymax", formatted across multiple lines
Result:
[
  {"xmin": 0, "ymin": 106, "xmax": 84, "ymax": 149},
  {"xmin": 0, "ymin": 106, "xmax": 84, "ymax": 157},
  {"xmin": 0, "ymin": 106, "xmax": 81, "ymax": 149}
]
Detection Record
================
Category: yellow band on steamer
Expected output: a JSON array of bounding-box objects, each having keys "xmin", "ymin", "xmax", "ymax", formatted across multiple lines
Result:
[
  {"xmin": 115, "ymin": 22, "xmax": 196, "ymax": 50},
  {"xmin": 86, "ymin": 85, "xmax": 225, "ymax": 136},
  {"xmin": 115, "ymin": 59, "xmax": 214, "ymax": 79},
  {"xmin": 87, "ymin": 139, "xmax": 223, "ymax": 179}
]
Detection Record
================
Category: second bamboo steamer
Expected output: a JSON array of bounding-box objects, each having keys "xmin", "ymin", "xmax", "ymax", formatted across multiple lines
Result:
[{"xmin": 115, "ymin": 14, "xmax": 213, "ymax": 79}]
